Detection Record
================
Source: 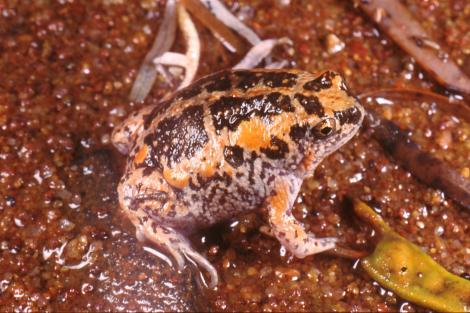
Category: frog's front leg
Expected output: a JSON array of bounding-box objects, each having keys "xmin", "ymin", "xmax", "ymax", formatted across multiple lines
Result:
[
  {"xmin": 137, "ymin": 219, "xmax": 218, "ymax": 288},
  {"xmin": 267, "ymin": 177, "xmax": 337, "ymax": 258},
  {"xmin": 111, "ymin": 105, "xmax": 156, "ymax": 155}
]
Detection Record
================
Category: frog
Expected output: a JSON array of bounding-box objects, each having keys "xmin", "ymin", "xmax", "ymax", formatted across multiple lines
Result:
[{"xmin": 112, "ymin": 68, "xmax": 364, "ymax": 288}]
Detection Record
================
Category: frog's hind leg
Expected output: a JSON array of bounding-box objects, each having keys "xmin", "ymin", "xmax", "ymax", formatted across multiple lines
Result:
[
  {"xmin": 118, "ymin": 169, "xmax": 218, "ymax": 288},
  {"xmin": 267, "ymin": 177, "xmax": 337, "ymax": 258},
  {"xmin": 137, "ymin": 219, "xmax": 219, "ymax": 288}
]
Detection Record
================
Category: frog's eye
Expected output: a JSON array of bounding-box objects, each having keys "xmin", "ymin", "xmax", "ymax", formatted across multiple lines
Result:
[{"xmin": 313, "ymin": 118, "xmax": 337, "ymax": 138}]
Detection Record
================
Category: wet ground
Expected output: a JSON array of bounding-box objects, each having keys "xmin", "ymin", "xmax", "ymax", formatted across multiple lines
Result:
[{"xmin": 1, "ymin": 0, "xmax": 469, "ymax": 311}]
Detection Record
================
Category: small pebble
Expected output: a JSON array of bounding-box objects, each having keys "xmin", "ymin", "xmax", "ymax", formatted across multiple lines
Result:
[{"xmin": 325, "ymin": 34, "xmax": 345, "ymax": 54}]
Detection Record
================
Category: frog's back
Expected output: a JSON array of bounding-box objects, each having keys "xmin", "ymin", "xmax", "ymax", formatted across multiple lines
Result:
[
  {"xmin": 131, "ymin": 70, "xmax": 300, "ymax": 179},
  {"xmin": 138, "ymin": 68, "xmax": 308, "ymax": 132}
]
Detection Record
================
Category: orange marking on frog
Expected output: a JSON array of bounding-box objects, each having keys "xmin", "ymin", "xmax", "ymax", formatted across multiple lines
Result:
[
  {"xmin": 134, "ymin": 145, "xmax": 149, "ymax": 165},
  {"xmin": 269, "ymin": 182, "xmax": 290, "ymax": 223},
  {"xmin": 235, "ymin": 113, "xmax": 299, "ymax": 152},
  {"xmin": 191, "ymin": 146, "xmax": 219, "ymax": 179},
  {"xmin": 313, "ymin": 76, "xmax": 357, "ymax": 111},
  {"xmin": 236, "ymin": 118, "xmax": 271, "ymax": 150},
  {"xmin": 200, "ymin": 161, "xmax": 217, "ymax": 178},
  {"xmin": 163, "ymin": 168, "xmax": 190, "ymax": 189},
  {"xmin": 271, "ymin": 114, "xmax": 298, "ymax": 136}
]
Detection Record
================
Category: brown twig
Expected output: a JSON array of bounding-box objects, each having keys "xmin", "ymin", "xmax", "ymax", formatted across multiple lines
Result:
[
  {"xmin": 326, "ymin": 246, "xmax": 369, "ymax": 260},
  {"xmin": 359, "ymin": 87, "xmax": 470, "ymax": 123},
  {"xmin": 362, "ymin": 110, "xmax": 470, "ymax": 209},
  {"xmin": 358, "ymin": 0, "xmax": 470, "ymax": 94},
  {"xmin": 180, "ymin": 0, "xmax": 244, "ymax": 53}
]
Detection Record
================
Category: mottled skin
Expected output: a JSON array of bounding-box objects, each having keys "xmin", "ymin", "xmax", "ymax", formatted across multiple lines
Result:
[{"xmin": 112, "ymin": 69, "xmax": 364, "ymax": 288}]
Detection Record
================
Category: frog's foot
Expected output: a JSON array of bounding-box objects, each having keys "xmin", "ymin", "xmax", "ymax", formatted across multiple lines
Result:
[
  {"xmin": 138, "ymin": 220, "xmax": 218, "ymax": 289},
  {"xmin": 267, "ymin": 178, "xmax": 337, "ymax": 258},
  {"xmin": 294, "ymin": 235, "xmax": 337, "ymax": 258},
  {"xmin": 181, "ymin": 244, "xmax": 219, "ymax": 289}
]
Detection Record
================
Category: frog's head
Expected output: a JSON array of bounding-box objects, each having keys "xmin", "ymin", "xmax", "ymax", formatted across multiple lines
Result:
[{"xmin": 291, "ymin": 71, "xmax": 364, "ymax": 158}]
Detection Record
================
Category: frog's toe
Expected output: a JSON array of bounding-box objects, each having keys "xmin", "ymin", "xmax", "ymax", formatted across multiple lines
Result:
[
  {"xmin": 137, "ymin": 221, "xmax": 186, "ymax": 270},
  {"xmin": 142, "ymin": 244, "xmax": 173, "ymax": 267},
  {"xmin": 167, "ymin": 245, "xmax": 186, "ymax": 271},
  {"xmin": 294, "ymin": 236, "xmax": 337, "ymax": 258},
  {"xmin": 183, "ymin": 247, "xmax": 219, "ymax": 289}
]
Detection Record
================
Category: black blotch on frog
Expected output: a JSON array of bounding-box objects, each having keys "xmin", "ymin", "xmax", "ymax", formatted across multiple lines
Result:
[
  {"xmin": 334, "ymin": 107, "xmax": 362, "ymax": 126},
  {"xmin": 204, "ymin": 72, "xmax": 232, "ymax": 92},
  {"xmin": 289, "ymin": 124, "xmax": 309, "ymax": 146},
  {"xmin": 176, "ymin": 84, "xmax": 203, "ymax": 101},
  {"xmin": 177, "ymin": 70, "xmax": 233, "ymax": 99},
  {"xmin": 143, "ymin": 105, "xmax": 209, "ymax": 169},
  {"xmin": 143, "ymin": 99, "xmax": 172, "ymax": 129},
  {"xmin": 210, "ymin": 92, "xmax": 294, "ymax": 132},
  {"xmin": 260, "ymin": 137, "xmax": 289, "ymax": 159},
  {"xmin": 223, "ymin": 145, "xmax": 245, "ymax": 168},
  {"xmin": 294, "ymin": 93, "xmax": 324, "ymax": 116},
  {"xmin": 234, "ymin": 70, "xmax": 298, "ymax": 91},
  {"xmin": 303, "ymin": 71, "xmax": 338, "ymax": 92}
]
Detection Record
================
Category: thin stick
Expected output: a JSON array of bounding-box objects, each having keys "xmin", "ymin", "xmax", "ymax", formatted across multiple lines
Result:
[
  {"xmin": 180, "ymin": 0, "xmax": 244, "ymax": 53},
  {"xmin": 363, "ymin": 110, "xmax": 470, "ymax": 210},
  {"xmin": 358, "ymin": 87, "xmax": 470, "ymax": 123},
  {"xmin": 358, "ymin": 0, "xmax": 470, "ymax": 94}
]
